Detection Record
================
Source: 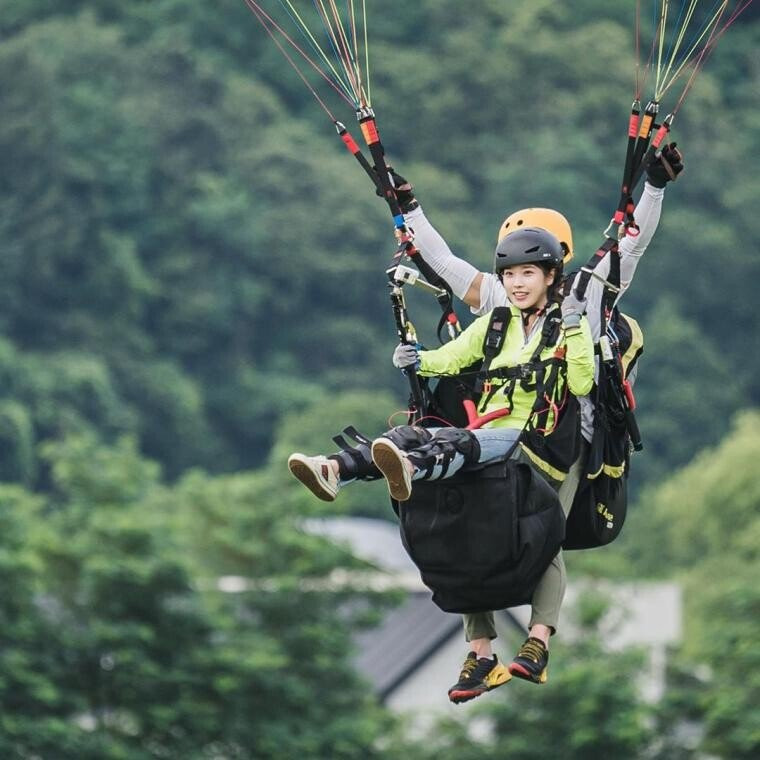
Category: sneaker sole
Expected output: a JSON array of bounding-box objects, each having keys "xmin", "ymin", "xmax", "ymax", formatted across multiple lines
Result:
[
  {"xmin": 508, "ymin": 662, "xmax": 548, "ymax": 684},
  {"xmin": 448, "ymin": 687, "xmax": 486, "ymax": 704},
  {"xmin": 371, "ymin": 440, "xmax": 412, "ymax": 501},
  {"xmin": 448, "ymin": 667, "xmax": 512, "ymax": 704},
  {"xmin": 287, "ymin": 457, "xmax": 337, "ymax": 502}
]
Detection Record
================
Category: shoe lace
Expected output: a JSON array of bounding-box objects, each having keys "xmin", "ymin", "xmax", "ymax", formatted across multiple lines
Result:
[
  {"xmin": 457, "ymin": 654, "xmax": 478, "ymax": 681},
  {"xmin": 470, "ymin": 657, "xmax": 497, "ymax": 681},
  {"xmin": 517, "ymin": 638, "xmax": 546, "ymax": 664}
]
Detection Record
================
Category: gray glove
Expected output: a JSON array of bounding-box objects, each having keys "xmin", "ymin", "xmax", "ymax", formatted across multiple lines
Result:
[
  {"xmin": 562, "ymin": 311, "xmax": 582, "ymax": 330},
  {"xmin": 392, "ymin": 343, "xmax": 420, "ymax": 369},
  {"xmin": 562, "ymin": 296, "xmax": 583, "ymax": 335},
  {"xmin": 561, "ymin": 295, "xmax": 584, "ymax": 333}
]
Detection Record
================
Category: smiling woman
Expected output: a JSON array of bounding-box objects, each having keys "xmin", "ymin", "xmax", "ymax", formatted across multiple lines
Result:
[
  {"xmin": 493, "ymin": 228, "xmax": 565, "ymax": 316},
  {"xmin": 502, "ymin": 263, "xmax": 556, "ymax": 310}
]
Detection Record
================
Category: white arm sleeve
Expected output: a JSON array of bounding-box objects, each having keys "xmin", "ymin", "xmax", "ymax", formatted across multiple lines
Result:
[
  {"xmin": 617, "ymin": 181, "xmax": 664, "ymax": 296},
  {"xmin": 402, "ymin": 206, "xmax": 481, "ymax": 300},
  {"xmin": 475, "ymin": 274, "xmax": 509, "ymax": 315},
  {"xmin": 564, "ymin": 181, "xmax": 665, "ymax": 341},
  {"xmin": 403, "ymin": 205, "xmax": 508, "ymax": 314}
]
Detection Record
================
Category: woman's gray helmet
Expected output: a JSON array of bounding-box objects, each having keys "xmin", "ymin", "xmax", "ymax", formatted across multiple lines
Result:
[{"xmin": 493, "ymin": 227, "xmax": 564, "ymax": 274}]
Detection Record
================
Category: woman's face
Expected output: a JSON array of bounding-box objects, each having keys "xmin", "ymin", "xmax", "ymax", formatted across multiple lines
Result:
[{"xmin": 500, "ymin": 264, "xmax": 555, "ymax": 310}]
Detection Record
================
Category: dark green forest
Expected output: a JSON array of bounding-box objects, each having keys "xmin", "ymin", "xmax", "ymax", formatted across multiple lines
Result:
[{"xmin": 0, "ymin": 1, "xmax": 758, "ymax": 757}]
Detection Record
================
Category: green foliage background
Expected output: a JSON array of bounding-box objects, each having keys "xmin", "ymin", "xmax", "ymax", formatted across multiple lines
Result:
[
  {"xmin": 0, "ymin": 1, "xmax": 758, "ymax": 757},
  {"xmin": 1, "ymin": 0, "xmax": 757, "ymax": 486}
]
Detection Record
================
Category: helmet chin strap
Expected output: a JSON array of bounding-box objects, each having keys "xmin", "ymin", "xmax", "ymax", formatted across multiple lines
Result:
[
  {"xmin": 519, "ymin": 298, "xmax": 549, "ymax": 325},
  {"xmin": 520, "ymin": 305, "xmax": 541, "ymax": 325}
]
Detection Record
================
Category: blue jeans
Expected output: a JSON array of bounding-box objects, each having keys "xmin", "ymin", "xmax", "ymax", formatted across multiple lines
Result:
[{"xmin": 411, "ymin": 427, "xmax": 522, "ymax": 481}]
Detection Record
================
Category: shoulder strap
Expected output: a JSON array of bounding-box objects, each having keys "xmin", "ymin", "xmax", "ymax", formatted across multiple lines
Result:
[
  {"xmin": 526, "ymin": 304, "xmax": 564, "ymax": 421},
  {"xmin": 532, "ymin": 304, "xmax": 563, "ymax": 360},
  {"xmin": 567, "ymin": 236, "xmax": 623, "ymax": 353},
  {"xmin": 571, "ymin": 237, "xmax": 621, "ymax": 305},
  {"xmin": 573, "ymin": 248, "xmax": 644, "ymax": 452},
  {"xmin": 474, "ymin": 307, "xmax": 511, "ymax": 393}
]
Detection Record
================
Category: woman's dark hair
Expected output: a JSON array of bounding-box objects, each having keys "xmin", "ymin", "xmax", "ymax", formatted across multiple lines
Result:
[{"xmin": 538, "ymin": 261, "xmax": 564, "ymax": 304}]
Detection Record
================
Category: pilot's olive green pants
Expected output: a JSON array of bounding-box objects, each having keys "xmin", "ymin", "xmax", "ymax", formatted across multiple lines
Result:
[{"xmin": 462, "ymin": 443, "xmax": 588, "ymax": 641}]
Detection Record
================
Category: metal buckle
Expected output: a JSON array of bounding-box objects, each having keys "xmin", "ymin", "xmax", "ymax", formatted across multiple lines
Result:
[{"xmin": 579, "ymin": 267, "xmax": 622, "ymax": 293}]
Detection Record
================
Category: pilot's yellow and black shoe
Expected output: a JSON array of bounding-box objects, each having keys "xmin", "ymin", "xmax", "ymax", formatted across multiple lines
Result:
[
  {"xmin": 447, "ymin": 651, "xmax": 511, "ymax": 704},
  {"xmin": 508, "ymin": 637, "xmax": 549, "ymax": 684}
]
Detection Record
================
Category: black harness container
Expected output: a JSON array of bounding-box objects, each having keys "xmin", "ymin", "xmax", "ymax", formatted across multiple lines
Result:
[
  {"xmin": 564, "ymin": 462, "xmax": 628, "ymax": 550},
  {"xmin": 563, "ymin": 310, "xmax": 642, "ymax": 550},
  {"xmin": 394, "ymin": 455, "xmax": 565, "ymax": 614},
  {"xmin": 563, "ymin": 359, "xmax": 630, "ymax": 550}
]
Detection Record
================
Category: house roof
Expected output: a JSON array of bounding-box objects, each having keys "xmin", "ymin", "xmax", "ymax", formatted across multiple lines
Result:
[{"xmin": 354, "ymin": 592, "xmax": 462, "ymax": 699}]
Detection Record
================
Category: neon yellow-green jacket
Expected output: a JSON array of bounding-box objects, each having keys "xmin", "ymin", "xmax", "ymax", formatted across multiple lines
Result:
[{"xmin": 419, "ymin": 305, "xmax": 595, "ymax": 431}]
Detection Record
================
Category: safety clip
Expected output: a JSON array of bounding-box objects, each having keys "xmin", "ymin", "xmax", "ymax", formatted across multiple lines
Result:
[{"xmin": 579, "ymin": 267, "xmax": 622, "ymax": 293}]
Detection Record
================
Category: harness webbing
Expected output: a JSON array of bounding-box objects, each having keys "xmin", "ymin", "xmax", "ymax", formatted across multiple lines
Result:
[
  {"xmin": 332, "ymin": 424, "xmax": 373, "ymax": 450},
  {"xmin": 567, "ymin": 235, "xmax": 643, "ymax": 452},
  {"xmin": 473, "ymin": 306, "xmax": 510, "ymax": 394},
  {"xmin": 476, "ymin": 305, "xmax": 563, "ymax": 416}
]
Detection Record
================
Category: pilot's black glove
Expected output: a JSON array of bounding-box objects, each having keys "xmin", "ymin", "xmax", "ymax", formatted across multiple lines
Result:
[
  {"xmin": 374, "ymin": 167, "xmax": 419, "ymax": 212},
  {"xmin": 646, "ymin": 142, "xmax": 684, "ymax": 188}
]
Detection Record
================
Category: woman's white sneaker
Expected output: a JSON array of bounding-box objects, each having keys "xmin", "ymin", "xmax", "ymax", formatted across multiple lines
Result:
[
  {"xmin": 371, "ymin": 439, "xmax": 413, "ymax": 501},
  {"xmin": 287, "ymin": 454, "xmax": 341, "ymax": 501}
]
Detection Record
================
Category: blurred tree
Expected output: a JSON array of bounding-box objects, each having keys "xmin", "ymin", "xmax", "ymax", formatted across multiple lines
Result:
[
  {"xmin": 0, "ymin": 1, "xmax": 756, "ymax": 492},
  {"xmin": 606, "ymin": 410, "xmax": 760, "ymax": 758},
  {"xmin": 632, "ymin": 299, "xmax": 743, "ymax": 487},
  {"xmin": 0, "ymin": 400, "xmax": 36, "ymax": 484},
  {"xmin": 0, "ymin": 433, "xmax": 396, "ymax": 757},
  {"xmin": 688, "ymin": 563, "xmax": 760, "ymax": 760},
  {"xmin": 0, "ymin": 484, "xmax": 69, "ymax": 755},
  {"xmin": 620, "ymin": 410, "xmax": 760, "ymax": 573}
]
